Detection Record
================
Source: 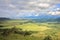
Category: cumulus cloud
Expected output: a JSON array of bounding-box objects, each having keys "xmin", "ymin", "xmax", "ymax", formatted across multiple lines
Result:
[
  {"xmin": 0, "ymin": 0, "xmax": 60, "ymax": 18},
  {"xmin": 49, "ymin": 11, "xmax": 60, "ymax": 15},
  {"xmin": 9, "ymin": 4, "xmax": 16, "ymax": 8},
  {"xmin": 37, "ymin": 3, "xmax": 50, "ymax": 8},
  {"xmin": 48, "ymin": 4, "xmax": 60, "ymax": 15}
]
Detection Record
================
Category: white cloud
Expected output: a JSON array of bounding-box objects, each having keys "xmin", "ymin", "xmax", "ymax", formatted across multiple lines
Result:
[
  {"xmin": 9, "ymin": 4, "xmax": 16, "ymax": 8},
  {"xmin": 55, "ymin": 11, "xmax": 60, "ymax": 15},
  {"xmin": 0, "ymin": 0, "xmax": 60, "ymax": 18},
  {"xmin": 37, "ymin": 3, "xmax": 50, "ymax": 8},
  {"xmin": 56, "ymin": 8, "xmax": 60, "ymax": 11},
  {"xmin": 49, "ymin": 11, "xmax": 55, "ymax": 15},
  {"xmin": 28, "ymin": 1, "xmax": 37, "ymax": 4},
  {"xmin": 49, "ymin": 11, "xmax": 60, "ymax": 15},
  {"xmin": 35, "ymin": 14, "xmax": 39, "ymax": 16}
]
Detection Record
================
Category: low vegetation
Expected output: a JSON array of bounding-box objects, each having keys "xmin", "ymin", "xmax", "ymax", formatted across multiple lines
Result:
[{"xmin": 0, "ymin": 19, "xmax": 60, "ymax": 40}]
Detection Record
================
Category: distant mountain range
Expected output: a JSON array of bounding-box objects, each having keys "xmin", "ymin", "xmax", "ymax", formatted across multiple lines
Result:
[
  {"xmin": 0, "ymin": 17, "xmax": 10, "ymax": 21},
  {"xmin": 19, "ymin": 14, "xmax": 60, "ymax": 19},
  {"xmin": 0, "ymin": 14, "xmax": 60, "ymax": 22},
  {"xmin": 19, "ymin": 14, "xmax": 60, "ymax": 22}
]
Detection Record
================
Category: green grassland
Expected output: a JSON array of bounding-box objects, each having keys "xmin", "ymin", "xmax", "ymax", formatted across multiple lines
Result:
[{"xmin": 0, "ymin": 19, "xmax": 60, "ymax": 40}]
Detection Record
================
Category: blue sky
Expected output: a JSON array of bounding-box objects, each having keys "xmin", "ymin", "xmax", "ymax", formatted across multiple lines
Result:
[{"xmin": 0, "ymin": 0, "xmax": 60, "ymax": 18}]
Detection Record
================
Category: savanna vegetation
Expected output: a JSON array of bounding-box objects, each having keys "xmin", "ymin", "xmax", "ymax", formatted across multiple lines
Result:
[{"xmin": 0, "ymin": 19, "xmax": 60, "ymax": 40}]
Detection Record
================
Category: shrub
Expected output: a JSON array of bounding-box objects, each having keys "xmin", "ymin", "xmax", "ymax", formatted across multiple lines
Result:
[
  {"xmin": 0, "ymin": 25, "xmax": 4, "ymax": 27},
  {"xmin": 44, "ymin": 35, "xmax": 52, "ymax": 40}
]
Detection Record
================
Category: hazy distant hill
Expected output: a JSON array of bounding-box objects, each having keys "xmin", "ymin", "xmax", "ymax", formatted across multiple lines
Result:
[
  {"xmin": 22, "ymin": 14, "xmax": 60, "ymax": 22},
  {"xmin": 0, "ymin": 14, "xmax": 60, "ymax": 22},
  {"xmin": 19, "ymin": 14, "xmax": 60, "ymax": 22},
  {"xmin": 55, "ymin": 17, "xmax": 60, "ymax": 22},
  {"xmin": 0, "ymin": 17, "xmax": 10, "ymax": 21}
]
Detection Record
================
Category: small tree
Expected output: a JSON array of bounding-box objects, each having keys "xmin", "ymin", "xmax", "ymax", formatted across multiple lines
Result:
[
  {"xmin": 0, "ymin": 25, "xmax": 4, "ymax": 27},
  {"xmin": 44, "ymin": 36, "xmax": 52, "ymax": 40},
  {"xmin": 24, "ymin": 31, "xmax": 32, "ymax": 36}
]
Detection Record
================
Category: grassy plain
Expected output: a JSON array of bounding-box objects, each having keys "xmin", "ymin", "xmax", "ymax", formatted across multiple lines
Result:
[{"xmin": 0, "ymin": 19, "xmax": 60, "ymax": 40}]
